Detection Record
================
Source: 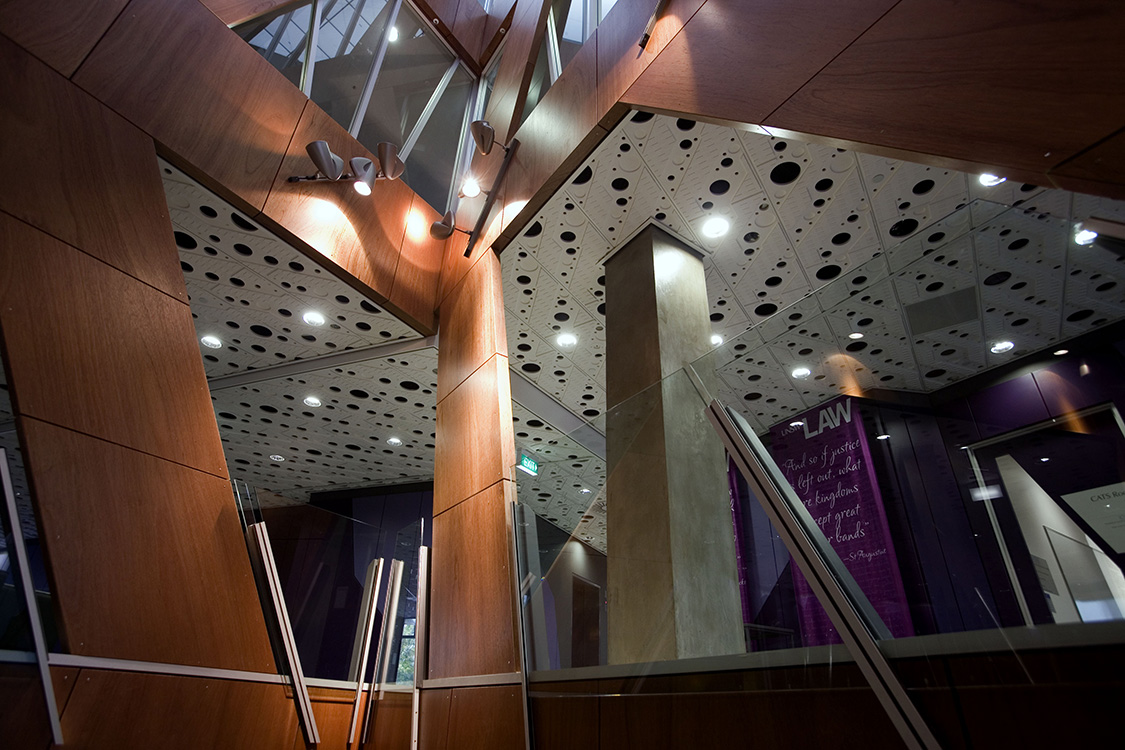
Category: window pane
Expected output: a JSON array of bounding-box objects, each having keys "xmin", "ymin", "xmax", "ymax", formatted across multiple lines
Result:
[
  {"xmin": 600, "ymin": 0, "xmax": 618, "ymax": 21},
  {"xmin": 479, "ymin": 47, "xmax": 503, "ymax": 119},
  {"xmin": 235, "ymin": 1, "xmax": 314, "ymax": 88},
  {"xmin": 310, "ymin": 0, "xmax": 394, "ymax": 129},
  {"xmin": 355, "ymin": 10, "xmax": 455, "ymax": 153},
  {"xmin": 519, "ymin": 34, "xmax": 551, "ymax": 129},
  {"xmin": 556, "ymin": 0, "xmax": 585, "ymax": 70},
  {"xmin": 401, "ymin": 67, "xmax": 474, "ymax": 211}
]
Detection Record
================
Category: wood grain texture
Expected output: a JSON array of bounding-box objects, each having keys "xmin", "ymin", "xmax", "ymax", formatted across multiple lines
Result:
[
  {"xmin": 0, "ymin": 0, "xmax": 128, "ymax": 77},
  {"xmin": 0, "ymin": 216, "xmax": 229, "ymax": 477},
  {"xmin": 486, "ymin": 0, "xmax": 551, "ymax": 144},
  {"xmin": 436, "ymin": 222, "xmax": 476, "ymax": 306},
  {"xmin": 434, "ymin": 356, "xmax": 516, "ymax": 513},
  {"xmin": 363, "ymin": 689, "xmax": 413, "ymax": 750},
  {"xmin": 419, "ymin": 688, "xmax": 453, "ymax": 750},
  {"xmin": 0, "ymin": 36, "xmax": 186, "ymax": 301},
  {"xmin": 0, "ymin": 663, "xmax": 52, "ymax": 750},
  {"xmin": 261, "ymin": 100, "xmax": 411, "ymax": 312},
  {"xmin": 445, "ymin": 685, "xmax": 525, "ymax": 750},
  {"xmin": 624, "ymin": 0, "xmax": 896, "ymax": 125},
  {"xmin": 298, "ymin": 686, "xmax": 366, "ymax": 750},
  {"xmin": 1050, "ymin": 128, "xmax": 1125, "ymax": 200},
  {"xmin": 389, "ymin": 194, "xmax": 445, "ymax": 334},
  {"xmin": 72, "ymin": 0, "xmax": 308, "ymax": 215},
  {"xmin": 428, "ymin": 481, "xmax": 519, "ymax": 678},
  {"xmin": 481, "ymin": 0, "xmax": 517, "ymax": 64},
  {"xmin": 413, "ymin": 0, "xmax": 484, "ymax": 75},
  {"xmin": 51, "ymin": 667, "xmax": 80, "ymax": 717},
  {"xmin": 200, "ymin": 0, "xmax": 294, "ymax": 25},
  {"xmin": 22, "ymin": 418, "xmax": 278, "ymax": 671},
  {"xmin": 532, "ymin": 690, "xmax": 599, "ymax": 750},
  {"xmin": 453, "ymin": 0, "xmax": 489, "ymax": 64},
  {"xmin": 59, "ymin": 669, "xmax": 299, "ymax": 748},
  {"xmin": 436, "ymin": 250, "xmax": 507, "ymax": 401},
  {"xmin": 766, "ymin": 0, "xmax": 1125, "ymax": 176},
  {"xmin": 595, "ymin": 0, "xmax": 703, "ymax": 121}
]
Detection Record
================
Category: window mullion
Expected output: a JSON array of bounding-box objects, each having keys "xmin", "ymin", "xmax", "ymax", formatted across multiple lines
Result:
[
  {"xmin": 300, "ymin": 0, "xmax": 326, "ymax": 96},
  {"xmin": 336, "ymin": 0, "xmax": 371, "ymax": 58},
  {"xmin": 399, "ymin": 59, "xmax": 459, "ymax": 162},
  {"xmin": 348, "ymin": 0, "xmax": 405, "ymax": 137},
  {"xmin": 545, "ymin": 8, "xmax": 562, "ymax": 83}
]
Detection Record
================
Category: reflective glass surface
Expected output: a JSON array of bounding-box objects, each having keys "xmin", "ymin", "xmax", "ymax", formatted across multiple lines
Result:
[
  {"xmin": 236, "ymin": 1, "xmax": 314, "ymax": 88},
  {"xmin": 402, "ymin": 66, "xmax": 474, "ymax": 211},
  {"xmin": 355, "ymin": 10, "xmax": 455, "ymax": 160},
  {"xmin": 310, "ymin": 0, "xmax": 395, "ymax": 129}
]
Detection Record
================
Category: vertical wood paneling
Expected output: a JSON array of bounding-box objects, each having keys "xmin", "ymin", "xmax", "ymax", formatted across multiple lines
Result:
[
  {"xmin": 433, "ymin": 356, "xmax": 516, "ymax": 513},
  {"xmin": 765, "ymin": 0, "xmax": 1125, "ymax": 176},
  {"xmin": 59, "ymin": 670, "xmax": 299, "ymax": 748},
  {"xmin": 444, "ymin": 685, "xmax": 525, "ymax": 750},
  {"xmin": 419, "ymin": 688, "xmax": 453, "ymax": 750},
  {"xmin": 363, "ymin": 690, "xmax": 414, "ymax": 750},
  {"xmin": 453, "ymin": 0, "xmax": 489, "ymax": 63},
  {"xmin": 0, "ymin": 663, "xmax": 52, "ymax": 750},
  {"xmin": 436, "ymin": 251, "xmax": 508, "ymax": 400},
  {"xmin": 72, "ymin": 0, "xmax": 309, "ymax": 215},
  {"xmin": 429, "ymin": 481, "xmax": 519, "ymax": 678},
  {"xmin": 0, "ymin": 35, "xmax": 186, "ymax": 301},
  {"xmin": 21, "ymin": 418, "xmax": 277, "ymax": 671},
  {"xmin": 0, "ymin": 0, "xmax": 129, "ymax": 77},
  {"xmin": 484, "ymin": 0, "xmax": 551, "ymax": 145},
  {"xmin": 390, "ymin": 194, "xmax": 445, "ymax": 333},
  {"xmin": 0, "ymin": 216, "xmax": 229, "ymax": 477},
  {"xmin": 299, "ymin": 687, "xmax": 366, "ymax": 750}
]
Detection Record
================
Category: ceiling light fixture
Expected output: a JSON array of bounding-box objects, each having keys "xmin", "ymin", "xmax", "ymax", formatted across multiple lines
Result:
[
  {"xmin": 388, "ymin": 26, "xmax": 399, "ymax": 42},
  {"xmin": 289, "ymin": 140, "xmax": 404, "ymax": 190},
  {"xmin": 269, "ymin": 454, "xmax": 285, "ymax": 462},
  {"xmin": 303, "ymin": 310, "xmax": 326, "ymax": 326},
  {"xmin": 990, "ymin": 340, "xmax": 1014, "ymax": 354},
  {"xmin": 437, "ymin": 120, "xmax": 521, "ymax": 257},
  {"xmin": 1074, "ymin": 224, "xmax": 1098, "ymax": 246},
  {"xmin": 303, "ymin": 396, "xmax": 322, "ymax": 407},
  {"xmin": 978, "ymin": 173, "xmax": 1006, "ymax": 187},
  {"xmin": 790, "ymin": 421, "xmax": 804, "ymax": 428},
  {"xmin": 876, "ymin": 434, "xmax": 891, "ymax": 441},
  {"xmin": 791, "ymin": 366, "xmax": 811, "ymax": 379},
  {"xmin": 556, "ymin": 332, "xmax": 578, "ymax": 348},
  {"xmin": 848, "ymin": 332, "xmax": 864, "ymax": 340},
  {"xmin": 1054, "ymin": 349, "xmax": 1069, "ymax": 356},
  {"xmin": 387, "ymin": 437, "xmax": 403, "ymax": 447},
  {"xmin": 701, "ymin": 216, "xmax": 730, "ymax": 238},
  {"xmin": 711, "ymin": 333, "xmax": 724, "ymax": 346},
  {"xmin": 200, "ymin": 335, "xmax": 222, "ymax": 349},
  {"xmin": 1040, "ymin": 457, "xmax": 1050, "ymax": 462}
]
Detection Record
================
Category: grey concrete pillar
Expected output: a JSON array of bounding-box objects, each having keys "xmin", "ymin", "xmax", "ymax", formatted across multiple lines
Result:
[{"xmin": 604, "ymin": 224, "xmax": 744, "ymax": 664}]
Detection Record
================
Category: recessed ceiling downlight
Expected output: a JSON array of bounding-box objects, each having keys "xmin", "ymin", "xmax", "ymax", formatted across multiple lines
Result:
[
  {"xmin": 990, "ymin": 340, "xmax": 1015, "ymax": 354},
  {"xmin": 876, "ymin": 434, "xmax": 891, "ymax": 441},
  {"xmin": 1074, "ymin": 225, "xmax": 1098, "ymax": 246},
  {"xmin": 978, "ymin": 173, "xmax": 1006, "ymax": 187},
  {"xmin": 303, "ymin": 396, "xmax": 322, "ymax": 407},
  {"xmin": 269, "ymin": 454, "xmax": 285, "ymax": 462},
  {"xmin": 387, "ymin": 437, "xmax": 403, "ymax": 447},
  {"xmin": 848, "ymin": 332, "xmax": 864, "ymax": 340},
  {"xmin": 791, "ymin": 366, "xmax": 811, "ymax": 379},
  {"xmin": 303, "ymin": 310, "xmax": 326, "ymax": 326},
  {"xmin": 701, "ymin": 216, "xmax": 730, "ymax": 238},
  {"xmin": 556, "ymin": 332, "xmax": 578, "ymax": 348},
  {"xmin": 1054, "ymin": 349, "xmax": 1069, "ymax": 356},
  {"xmin": 711, "ymin": 334, "xmax": 723, "ymax": 346},
  {"xmin": 200, "ymin": 335, "xmax": 222, "ymax": 349}
]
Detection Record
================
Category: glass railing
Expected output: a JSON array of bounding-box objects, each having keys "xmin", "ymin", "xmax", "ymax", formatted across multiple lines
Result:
[{"xmin": 512, "ymin": 198, "xmax": 1125, "ymax": 746}]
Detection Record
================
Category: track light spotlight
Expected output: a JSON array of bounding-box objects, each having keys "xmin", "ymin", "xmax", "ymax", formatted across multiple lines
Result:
[
  {"xmin": 306, "ymin": 140, "xmax": 344, "ymax": 180},
  {"xmin": 377, "ymin": 142, "xmax": 405, "ymax": 181},
  {"xmin": 350, "ymin": 157, "xmax": 375, "ymax": 196},
  {"xmin": 429, "ymin": 210, "xmax": 471, "ymax": 240},
  {"xmin": 470, "ymin": 120, "xmax": 496, "ymax": 156}
]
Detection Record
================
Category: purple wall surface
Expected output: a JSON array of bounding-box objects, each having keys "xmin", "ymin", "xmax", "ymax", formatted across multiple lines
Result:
[{"xmin": 769, "ymin": 397, "xmax": 914, "ymax": 646}]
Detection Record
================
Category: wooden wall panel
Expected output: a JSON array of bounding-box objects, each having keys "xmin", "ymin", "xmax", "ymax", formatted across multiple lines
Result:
[
  {"xmin": 428, "ymin": 481, "xmax": 519, "ymax": 678},
  {"xmin": 532, "ymin": 690, "xmax": 599, "ymax": 750},
  {"xmin": 201, "ymin": 0, "xmax": 294, "ymax": 26},
  {"xmin": 765, "ymin": 0, "xmax": 1125, "ymax": 177},
  {"xmin": 261, "ymin": 101, "xmax": 410, "ymax": 310},
  {"xmin": 0, "ymin": 216, "xmax": 229, "ymax": 477},
  {"xmin": 363, "ymin": 690, "xmax": 413, "ymax": 750},
  {"xmin": 444, "ymin": 685, "xmax": 525, "ymax": 750},
  {"xmin": 415, "ymin": 0, "xmax": 486, "ymax": 74},
  {"xmin": 0, "ymin": 0, "xmax": 128, "ymax": 77},
  {"xmin": 72, "ymin": 0, "xmax": 309, "ymax": 215},
  {"xmin": 419, "ymin": 687, "xmax": 453, "ymax": 750},
  {"xmin": 21, "ymin": 418, "xmax": 278, "ymax": 671},
  {"xmin": 622, "ymin": 0, "xmax": 898, "ymax": 126},
  {"xmin": 1050, "ymin": 128, "xmax": 1125, "ymax": 200},
  {"xmin": 0, "ymin": 663, "xmax": 52, "ymax": 750},
  {"xmin": 436, "ymin": 251, "xmax": 507, "ymax": 401},
  {"xmin": 482, "ymin": 0, "xmax": 517, "ymax": 62},
  {"xmin": 0, "ymin": 36, "xmax": 186, "ymax": 301},
  {"xmin": 59, "ymin": 670, "xmax": 299, "ymax": 748},
  {"xmin": 390, "ymin": 195, "xmax": 445, "ymax": 333},
  {"xmin": 299, "ymin": 686, "xmax": 365, "ymax": 750},
  {"xmin": 484, "ymin": 0, "xmax": 551, "ymax": 145},
  {"xmin": 453, "ymin": 0, "xmax": 489, "ymax": 64},
  {"xmin": 594, "ymin": 0, "xmax": 704, "ymax": 121},
  {"xmin": 433, "ymin": 356, "xmax": 516, "ymax": 513}
]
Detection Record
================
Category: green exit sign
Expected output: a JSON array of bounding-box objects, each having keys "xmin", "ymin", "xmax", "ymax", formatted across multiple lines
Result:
[{"xmin": 518, "ymin": 454, "xmax": 539, "ymax": 476}]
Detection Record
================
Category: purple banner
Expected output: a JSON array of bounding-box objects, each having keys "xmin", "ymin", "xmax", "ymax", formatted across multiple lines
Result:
[{"xmin": 768, "ymin": 397, "xmax": 913, "ymax": 646}]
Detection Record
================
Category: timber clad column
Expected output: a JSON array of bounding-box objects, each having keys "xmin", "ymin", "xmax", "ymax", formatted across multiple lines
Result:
[
  {"xmin": 604, "ymin": 224, "xmax": 744, "ymax": 664},
  {"xmin": 426, "ymin": 249, "xmax": 526, "ymax": 749}
]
